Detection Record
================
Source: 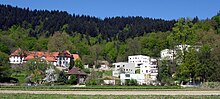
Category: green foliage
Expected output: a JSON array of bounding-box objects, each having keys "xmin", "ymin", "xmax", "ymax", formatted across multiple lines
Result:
[
  {"xmin": 23, "ymin": 58, "xmax": 52, "ymax": 83},
  {"xmin": 83, "ymin": 68, "xmax": 91, "ymax": 74},
  {"xmin": 158, "ymin": 60, "xmax": 173, "ymax": 85},
  {"xmin": 47, "ymin": 32, "xmax": 72, "ymax": 52},
  {"xmin": 86, "ymin": 79, "xmax": 98, "ymax": 85},
  {"xmin": 125, "ymin": 79, "xmax": 138, "ymax": 86},
  {"xmin": 57, "ymin": 71, "xmax": 68, "ymax": 84},
  {"xmin": 0, "ymin": 51, "xmax": 11, "ymax": 77},
  {"xmin": 135, "ymin": 69, "xmax": 140, "ymax": 74},
  {"xmin": 67, "ymin": 75, "xmax": 77, "ymax": 85},
  {"xmin": 74, "ymin": 59, "xmax": 84, "ymax": 69}
]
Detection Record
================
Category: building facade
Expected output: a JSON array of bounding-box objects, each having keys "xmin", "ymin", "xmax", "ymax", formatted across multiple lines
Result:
[
  {"xmin": 112, "ymin": 55, "xmax": 158, "ymax": 85},
  {"xmin": 9, "ymin": 48, "xmax": 80, "ymax": 68},
  {"xmin": 160, "ymin": 49, "xmax": 176, "ymax": 60},
  {"xmin": 140, "ymin": 58, "xmax": 158, "ymax": 81},
  {"xmin": 112, "ymin": 62, "xmax": 135, "ymax": 77},
  {"xmin": 128, "ymin": 55, "xmax": 150, "ymax": 68}
]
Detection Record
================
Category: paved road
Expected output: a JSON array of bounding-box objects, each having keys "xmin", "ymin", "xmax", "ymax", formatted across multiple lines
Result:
[{"xmin": 0, "ymin": 90, "xmax": 220, "ymax": 95}]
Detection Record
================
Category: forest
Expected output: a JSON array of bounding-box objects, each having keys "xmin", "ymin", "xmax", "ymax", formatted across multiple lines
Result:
[{"xmin": 1, "ymin": 4, "xmax": 220, "ymax": 83}]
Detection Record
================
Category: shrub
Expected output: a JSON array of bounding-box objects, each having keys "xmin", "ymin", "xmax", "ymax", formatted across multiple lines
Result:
[
  {"xmin": 125, "ymin": 79, "xmax": 138, "ymax": 86},
  {"xmin": 0, "ymin": 77, "xmax": 18, "ymax": 83},
  {"xmin": 67, "ymin": 75, "xmax": 77, "ymax": 85}
]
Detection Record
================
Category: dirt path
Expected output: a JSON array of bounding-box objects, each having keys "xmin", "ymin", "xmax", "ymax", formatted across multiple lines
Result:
[{"xmin": 0, "ymin": 90, "xmax": 220, "ymax": 95}]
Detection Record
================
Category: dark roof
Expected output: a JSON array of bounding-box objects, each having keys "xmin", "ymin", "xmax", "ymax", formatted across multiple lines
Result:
[{"xmin": 67, "ymin": 67, "xmax": 87, "ymax": 75}]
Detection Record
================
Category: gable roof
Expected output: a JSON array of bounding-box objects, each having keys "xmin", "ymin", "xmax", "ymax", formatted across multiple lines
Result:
[
  {"xmin": 72, "ymin": 54, "xmax": 80, "ymax": 60},
  {"xmin": 10, "ymin": 48, "xmax": 23, "ymax": 56},
  {"xmin": 11, "ymin": 48, "xmax": 80, "ymax": 62},
  {"xmin": 67, "ymin": 67, "xmax": 87, "ymax": 75}
]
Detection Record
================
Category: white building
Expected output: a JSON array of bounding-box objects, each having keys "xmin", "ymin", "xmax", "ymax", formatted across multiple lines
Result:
[
  {"xmin": 120, "ymin": 74, "xmax": 145, "ymax": 85},
  {"xmin": 112, "ymin": 62, "xmax": 135, "ymax": 77},
  {"xmin": 160, "ymin": 49, "xmax": 176, "ymax": 60},
  {"xmin": 114, "ymin": 55, "xmax": 158, "ymax": 85},
  {"xmin": 128, "ymin": 55, "xmax": 150, "ymax": 68},
  {"xmin": 140, "ymin": 58, "xmax": 158, "ymax": 81},
  {"xmin": 9, "ymin": 48, "xmax": 24, "ymax": 64},
  {"xmin": 160, "ymin": 44, "xmax": 200, "ymax": 61},
  {"xmin": 9, "ymin": 48, "xmax": 80, "ymax": 69}
]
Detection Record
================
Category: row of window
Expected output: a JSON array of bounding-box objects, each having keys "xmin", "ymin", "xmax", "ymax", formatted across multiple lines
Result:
[{"xmin": 142, "ymin": 70, "xmax": 158, "ymax": 73}]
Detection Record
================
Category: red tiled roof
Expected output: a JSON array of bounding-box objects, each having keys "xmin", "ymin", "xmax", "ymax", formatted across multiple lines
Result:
[
  {"xmin": 67, "ymin": 67, "xmax": 87, "ymax": 75},
  {"xmin": 10, "ymin": 48, "xmax": 23, "ymax": 56},
  {"xmin": 24, "ymin": 55, "xmax": 34, "ymax": 61},
  {"xmin": 45, "ymin": 56, "xmax": 56, "ymax": 62},
  {"xmin": 11, "ymin": 48, "xmax": 79, "ymax": 63},
  {"xmin": 72, "ymin": 54, "xmax": 80, "ymax": 60}
]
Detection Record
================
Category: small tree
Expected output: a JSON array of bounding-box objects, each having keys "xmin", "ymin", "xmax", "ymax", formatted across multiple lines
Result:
[
  {"xmin": 57, "ymin": 71, "xmax": 68, "ymax": 84},
  {"xmin": 74, "ymin": 59, "xmax": 84, "ymax": 69},
  {"xmin": 23, "ymin": 58, "xmax": 51, "ymax": 84},
  {"xmin": 68, "ymin": 75, "xmax": 77, "ymax": 85},
  {"xmin": 0, "ymin": 52, "xmax": 11, "ymax": 77},
  {"xmin": 125, "ymin": 79, "xmax": 138, "ymax": 86}
]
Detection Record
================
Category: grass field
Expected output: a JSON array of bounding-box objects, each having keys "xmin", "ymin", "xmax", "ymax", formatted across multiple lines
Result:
[
  {"xmin": 0, "ymin": 85, "xmax": 185, "ymax": 91},
  {"xmin": 0, "ymin": 93, "xmax": 219, "ymax": 99}
]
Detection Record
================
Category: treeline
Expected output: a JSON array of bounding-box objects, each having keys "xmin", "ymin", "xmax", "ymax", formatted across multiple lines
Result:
[
  {"xmin": 1, "ymin": 4, "xmax": 220, "ymax": 83},
  {"xmin": 0, "ymin": 4, "xmax": 176, "ymax": 40}
]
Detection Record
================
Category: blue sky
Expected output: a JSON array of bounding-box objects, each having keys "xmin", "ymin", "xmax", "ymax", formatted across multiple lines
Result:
[{"xmin": 1, "ymin": 0, "xmax": 220, "ymax": 20}]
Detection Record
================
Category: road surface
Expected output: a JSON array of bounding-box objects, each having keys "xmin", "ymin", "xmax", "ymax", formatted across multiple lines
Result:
[{"xmin": 0, "ymin": 90, "xmax": 220, "ymax": 95}]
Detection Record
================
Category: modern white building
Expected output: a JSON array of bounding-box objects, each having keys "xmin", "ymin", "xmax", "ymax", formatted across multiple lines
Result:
[
  {"xmin": 120, "ymin": 74, "xmax": 145, "ymax": 85},
  {"xmin": 160, "ymin": 44, "xmax": 200, "ymax": 61},
  {"xmin": 140, "ymin": 58, "xmax": 158, "ymax": 81},
  {"xmin": 112, "ymin": 62, "xmax": 135, "ymax": 77},
  {"xmin": 113, "ymin": 55, "xmax": 158, "ymax": 85},
  {"xmin": 160, "ymin": 49, "xmax": 176, "ymax": 60},
  {"xmin": 128, "ymin": 55, "xmax": 150, "ymax": 68}
]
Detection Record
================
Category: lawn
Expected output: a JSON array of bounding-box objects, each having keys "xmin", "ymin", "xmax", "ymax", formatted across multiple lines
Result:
[
  {"xmin": 0, "ymin": 85, "xmax": 184, "ymax": 91},
  {"xmin": 0, "ymin": 94, "xmax": 219, "ymax": 99}
]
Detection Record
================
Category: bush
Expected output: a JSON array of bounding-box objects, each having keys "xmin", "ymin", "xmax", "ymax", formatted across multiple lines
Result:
[
  {"xmin": 86, "ymin": 79, "xmax": 97, "ymax": 85},
  {"xmin": 0, "ymin": 77, "xmax": 18, "ymax": 83},
  {"xmin": 67, "ymin": 75, "xmax": 77, "ymax": 85},
  {"xmin": 200, "ymin": 82, "xmax": 220, "ymax": 89},
  {"xmin": 125, "ymin": 79, "xmax": 138, "ymax": 86}
]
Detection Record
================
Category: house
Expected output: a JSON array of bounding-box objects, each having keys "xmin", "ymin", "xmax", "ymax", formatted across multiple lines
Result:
[
  {"xmin": 9, "ymin": 48, "xmax": 80, "ymax": 68},
  {"xmin": 9, "ymin": 48, "xmax": 25, "ymax": 64},
  {"xmin": 112, "ymin": 62, "xmax": 135, "ymax": 77},
  {"xmin": 67, "ymin": 67, "xmax": 87, "ymax": 84},
  {"xmin": 96, "ymin": 60, "xmax": 110, "ymax": 70}
]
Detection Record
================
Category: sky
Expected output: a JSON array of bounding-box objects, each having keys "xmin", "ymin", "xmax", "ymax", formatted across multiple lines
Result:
[{"xmin": 1, "ymin": 0, "xmax": 220, "ymax": 20}]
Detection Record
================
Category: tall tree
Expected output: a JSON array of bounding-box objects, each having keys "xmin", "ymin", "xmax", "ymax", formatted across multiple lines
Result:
[
  {"xmin": 47, "ymin": 31, "xmax": 72, "ymax": 52},
  {"xmin": 0, "ymin": 52, "xmax": 11, "ymax": 77}
]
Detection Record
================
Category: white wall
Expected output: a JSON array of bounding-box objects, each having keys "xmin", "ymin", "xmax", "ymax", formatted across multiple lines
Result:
[
  {"xmin": 128, "ymin": 55, "xmax": 150, "ymax": 68},
  {"xmin": 9, "ymin": 56, "xmax": 24, "ymax": 64},
  {"xmin": 160, "ymin": 49, "xmax": 175, "ymax": 60},
  {"xmin": 140, "ymin": 60, "xmax": 158, "ymax": 81},
  {"xmin": 120, "ymin": 74, "xmax": 146, "ymax": 85},
  {"xmin": 56, "ymin": 56, "xmax": 70, "ymax": 67},
  {"xmin": 112, "ymin": 62, "xmax": 135, "ymax": 77}
]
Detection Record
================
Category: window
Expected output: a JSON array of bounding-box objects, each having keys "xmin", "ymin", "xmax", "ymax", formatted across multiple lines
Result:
[
  {"xmin": 146, "ymin": 70, "xmax": 148, "ymax": 73},
  {"xmin": 125, "ymin": 74, "xmax": 130, "ymax": 77},
  {"xmin": 117, "ymin": 65, "xmax": 120, "ymax": 67},
  {"xmin": 126, "ymin": 69, "xmax": 128, "ymax": 71},
  {"xmin": 123, "ymin": 65, "xmax": 125, "ymax": 67}
]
